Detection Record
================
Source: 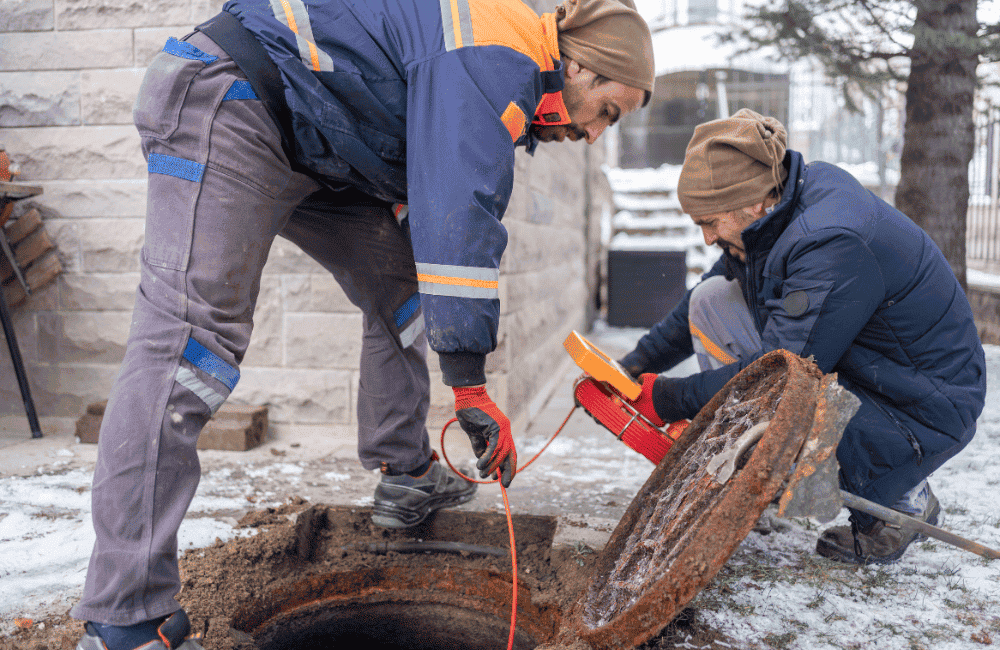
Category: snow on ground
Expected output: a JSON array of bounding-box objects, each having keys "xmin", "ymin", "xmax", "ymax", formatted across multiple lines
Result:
[{"xmin": 1, "ymin": 345, "xmax": 997, "ymax": 649}]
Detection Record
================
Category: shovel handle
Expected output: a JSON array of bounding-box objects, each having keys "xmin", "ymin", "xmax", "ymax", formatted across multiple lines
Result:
[{"xmin": 840, "ymin": 490, "xmax": 1000, "ymax": 560}]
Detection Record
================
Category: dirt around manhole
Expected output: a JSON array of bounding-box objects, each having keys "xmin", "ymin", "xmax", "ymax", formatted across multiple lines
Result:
[{"xmin": 0, "ymin": 497, "xmax": 736, "ymax": 650}]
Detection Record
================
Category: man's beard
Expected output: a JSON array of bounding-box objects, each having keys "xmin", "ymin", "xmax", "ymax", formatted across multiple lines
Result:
[
  {"xmin": 530, "ymin": 122, "xmax": 588, "ymax": 143},
  {"xmin": 718, "ymin": 239, "xmax": 745, "ymax": 261}
]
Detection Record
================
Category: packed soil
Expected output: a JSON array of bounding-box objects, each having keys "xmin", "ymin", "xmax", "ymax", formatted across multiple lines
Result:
[{"xmin": 0, "ymin": 497, "xmax": 733, "ymax": 650}]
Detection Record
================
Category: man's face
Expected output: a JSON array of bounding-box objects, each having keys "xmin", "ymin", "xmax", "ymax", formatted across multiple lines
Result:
[
  {"xmin": 691, "ymin": 207, "xmax": 762, "ymax": 262},
  {"xmin": 531, "ymin": 59, "xmax": 645, "ymax": 144}
]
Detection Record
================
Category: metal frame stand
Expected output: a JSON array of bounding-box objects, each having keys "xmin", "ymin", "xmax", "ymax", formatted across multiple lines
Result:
[
  {"xmin": 0, "ymin": 285, "xmax": 41, "ymax": 437},
  {"xmin": 1, "ymin": 175, "xmax": 44, "ymax": 439}
]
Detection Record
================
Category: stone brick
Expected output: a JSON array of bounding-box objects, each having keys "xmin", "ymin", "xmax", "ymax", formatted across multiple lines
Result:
[
  {"xmin": 1, "ymin": 126, "xmax": 144, "ymax": 180},
  {"xmin": 285, "ymin": 312, "xmax": 363, "ymax": 369},
  {"xmin": 231, "ymin": 368, "xmax": 352, "ymax": 424},
  {"xmin": 59, "ymin": 272, "xmax": 139, "ymax": 310},
  {"xmin": 0, "ymin": 72, "xmax": 80, "ymax": 127},
  {"xmin": 3, "ymin": 363, "xmax": 120, "ymax": 418},
  {"xmin": 39, "ymin": 179, "xmax": 147, "ymax": 218},
  {"xmin": 82, "ymin": 69, "xmax": 145, "ymax": 125},
  {"xmin": 56, "ymin": 0, "xmax": 189, "ymax": 30},
  {"xmin": 0, "ymin": 30, "xmax": 132, "ymax": 71},
  {"xmin": 503, "ymin": 220, "xmax": 585, "ymax": 274},
  {"xmin": 282, "ymin": 274, "xmax": 357, "ymax": 313},
  {"xmin": 42, "ymin": 219, "xmax": 82, "ymax": 274},
  {"xmin": 38, "ymin": 311, "xmax": 130, "ymax": 363},
  {"xmin": 0, "ymin": 0, "xmax": 55, "ymax": 31},
  {"xmin": 241, "ymin": 276, "xmax": 282, "ymax": 368},
  {"xmin": 190, "ymin": 0, "xmax": 223, "ymax": 26},
  {"xmin": 77, "ymin": 218, "xmax": 144, "ymax": 272}
]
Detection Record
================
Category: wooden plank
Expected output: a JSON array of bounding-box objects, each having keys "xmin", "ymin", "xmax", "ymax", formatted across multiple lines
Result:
[
  {"xmin": 4, "ymin": 208, "xmax": 43, "ymax": 246},
  {"xmin": 0, "ymin": 181, "xmax": 43, "ymax": 200},
  {"xmin": 1, "ymin": 253, "xmax": 61, "ymax": 307},
  {"xmin": 1, "ymin": 229, "xmax": 54, "ymax": 284}
]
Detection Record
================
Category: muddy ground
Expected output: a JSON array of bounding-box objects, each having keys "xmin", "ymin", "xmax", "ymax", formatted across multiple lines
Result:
[{"xmin": 0, "ymin": 496, "xmax": 732, "ymax": 650}]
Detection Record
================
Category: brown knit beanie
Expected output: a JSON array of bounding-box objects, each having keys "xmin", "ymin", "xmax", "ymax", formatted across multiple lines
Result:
[
  {"xmin": 677, "ymin": 108, "xmax": 788, "ymax": 217},
  {"xmin": 556, "ymin": 0, "xmax": 655, "ymax": 98}
]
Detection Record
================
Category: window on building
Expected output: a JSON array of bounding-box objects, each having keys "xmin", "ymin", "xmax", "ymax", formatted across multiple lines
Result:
[{"xmin": 688, "ymin": 0, "xmax": 717, "ymax": 23}]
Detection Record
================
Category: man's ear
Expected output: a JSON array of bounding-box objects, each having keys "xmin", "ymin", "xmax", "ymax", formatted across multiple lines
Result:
[{"xmin": 564, "ymin": 57, "xmax": 582, "ymax": 79}]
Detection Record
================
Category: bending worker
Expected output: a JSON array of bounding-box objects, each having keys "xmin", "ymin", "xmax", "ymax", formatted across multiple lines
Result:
[
  {"xmin": 71, "ymin": 1, "xmax": 655, "ymax": 649},
  {"xmin": 617, "ymin": 109, "xmax": 986, "ymax": 566}
]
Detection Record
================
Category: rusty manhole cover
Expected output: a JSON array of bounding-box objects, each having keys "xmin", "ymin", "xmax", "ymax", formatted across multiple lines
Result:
[{"xmin": 568, "ymin": 350, "xmax": 824, "ymax": 650}]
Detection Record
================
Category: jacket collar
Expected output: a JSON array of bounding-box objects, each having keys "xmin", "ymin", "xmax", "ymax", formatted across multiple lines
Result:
[
  {"xmin": 531, "ymin": 11, "xmax": 571, "ymax": 127},
  {"xmin": 740, "ymin": 150, "xmax": 806, "ymax": 260}
]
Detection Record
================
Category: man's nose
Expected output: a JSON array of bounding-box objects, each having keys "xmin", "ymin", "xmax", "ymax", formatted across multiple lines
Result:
[
  {"xmin": 585, "ymin": 123, "xmax": 605, "ymax": 144},
  {"xmin": 702, "ymin": 228, "xmax": 716, "ymax": 246}
]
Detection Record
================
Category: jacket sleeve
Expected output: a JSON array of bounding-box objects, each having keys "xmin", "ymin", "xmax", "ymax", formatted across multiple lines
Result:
[
  {"xmin": 651, "ymin": 228, "xmax": 884, "ymax": 422},
  {"xmin": 404, "ymin": 49, "xmax": 538, "ymax": 386}
]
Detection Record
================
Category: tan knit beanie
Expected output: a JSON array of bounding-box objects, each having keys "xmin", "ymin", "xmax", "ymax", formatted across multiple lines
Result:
[
  {"xmin": 556, "ymin": 0, "xmax": 655, "ymax": 97},
  {"xmin": 677, "ymin": 108, "xmax": 789, "ymax": 217}
]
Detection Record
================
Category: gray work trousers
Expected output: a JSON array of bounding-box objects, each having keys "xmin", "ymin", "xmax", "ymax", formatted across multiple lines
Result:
[{"xmin": 72, "ymin": 31, "xmax": 431, "ymax": 625}]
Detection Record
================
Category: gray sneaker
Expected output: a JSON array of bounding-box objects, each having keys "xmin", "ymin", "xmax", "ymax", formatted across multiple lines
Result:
[
  {"xmin": 816, "ymin": 484, "xmax": 941, "ymax": 565},
  {"xmin": 76, "ymin": 610, "xmax": 204, "ymax": 650},
  {"xmin": 372, "ymin": 456, "xmax": 477, "ymax": 528}
]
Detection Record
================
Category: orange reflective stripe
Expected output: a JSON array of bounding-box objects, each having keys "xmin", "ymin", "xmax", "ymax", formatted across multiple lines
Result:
[
  {"xmin": 690, "ymin": 322, "xmax": 737, "ymax": 365},
  {"xmin": 501, "ymin": 102, "xmax": 526, "ymax": 141},
  {"xmin": 417, "ymin": 273, "xmax": 499, "ymax": 289},
  {"xmin": 278, "ymin": 0, "xmax": 297, "ymax": 32}
]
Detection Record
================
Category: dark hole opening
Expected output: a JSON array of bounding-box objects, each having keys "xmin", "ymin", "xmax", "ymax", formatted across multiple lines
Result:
[{"xmin": 254, "ymin": 601, "xmax": 539, "ymax": 650}]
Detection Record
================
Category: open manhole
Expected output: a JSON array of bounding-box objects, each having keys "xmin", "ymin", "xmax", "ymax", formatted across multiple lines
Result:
[
  {"xmin": 174, "ymin": 350, "xmax": 847, "ymax": 650},
  {"xmin": 234, "ymin": 565, "xmax": 553, "ymax": 650}
]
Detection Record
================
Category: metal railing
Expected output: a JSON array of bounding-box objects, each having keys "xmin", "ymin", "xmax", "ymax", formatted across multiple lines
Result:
[{"xmin": 968, "ymin": 100, "xmax": 1000, "ymax": 273}]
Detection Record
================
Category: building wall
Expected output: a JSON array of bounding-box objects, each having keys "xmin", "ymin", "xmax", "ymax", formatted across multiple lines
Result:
[{"xmin": 0, "ymin": 0, "xmax": 608, "ymax": 437}]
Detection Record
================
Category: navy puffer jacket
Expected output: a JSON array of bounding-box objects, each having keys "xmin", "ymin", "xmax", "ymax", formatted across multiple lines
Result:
[{"xmin": 632, "ymin": 151, "xmax": 986, "ymax": 505}]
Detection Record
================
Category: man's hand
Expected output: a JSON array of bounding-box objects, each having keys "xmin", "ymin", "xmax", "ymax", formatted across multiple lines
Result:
[
  {"xmin": 453, "ymin": 385, "xmax": 517, "ymax": 487},
  {"xmin": 618, "ymin": 348, "xmax": 650, "ymax": 380},
  {"xmin": 615, "ymin": 373, "xmax": 666, "ymax": 427}
]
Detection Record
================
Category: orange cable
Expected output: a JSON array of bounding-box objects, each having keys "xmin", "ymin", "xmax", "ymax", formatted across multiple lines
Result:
[{"xmin": 439, "ymin": 405, "xmax": 578, "ymax": 650}]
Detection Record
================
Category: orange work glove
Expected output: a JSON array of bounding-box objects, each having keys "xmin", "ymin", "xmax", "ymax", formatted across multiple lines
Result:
[
  {"xmin": 453, "ymin": 385, "xmax": 518, "ymax": 487},
  {"xmin": 618, "ymin": 373, "xmax": 666, "ymax": 427}
]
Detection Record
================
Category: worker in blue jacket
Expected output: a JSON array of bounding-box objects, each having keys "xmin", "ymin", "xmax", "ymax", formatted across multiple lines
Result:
[
  {"xmin": 617, "ymin": 108, "xmax": 986, "ymax": 566},
  {"xmin": 71, "ymin": 0, "xmax": 655, "ymax": 648}
]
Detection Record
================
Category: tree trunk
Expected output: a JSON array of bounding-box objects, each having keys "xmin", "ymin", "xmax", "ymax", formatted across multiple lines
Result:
[{"xmin": 894, "ymin": 0, "xmax": 978, "ymax": 290}]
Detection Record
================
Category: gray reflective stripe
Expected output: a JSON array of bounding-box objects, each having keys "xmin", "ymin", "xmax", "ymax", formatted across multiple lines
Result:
[
  {"xmin": 415, "ymin": 262, "xmax": 499, "ymax": 300},
  {"xmin": 439, "ymin": 0, "xmax": 473, "ymax": 51},
  {"xmin": 269, "ymin": 0, "xmax": 335, "ymax": 72},
  {"xmin": 399, "ymin": 313, "xmax": 425, "ymax": 349},
  {"xmin": 176, "ymin": 367, "xmax": 226, "ymax": 414}
]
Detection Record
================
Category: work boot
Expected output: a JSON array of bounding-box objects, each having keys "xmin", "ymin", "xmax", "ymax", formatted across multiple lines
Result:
[
  {"xmin": 76, "ymin": 609, "xmax": 204, "ymax": 650},
  {"xmin": 371, "ymin": 453, "xmax": 477, "ymax": 528},
  {"xmin": 816, "ymin": 484, "xmax": 940, "ymax": 565}
]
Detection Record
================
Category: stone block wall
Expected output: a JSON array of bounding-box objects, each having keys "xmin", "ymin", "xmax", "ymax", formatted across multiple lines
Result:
[{"xmin": 0, "ymin": 0, "xmax": 611, "ymax": 438}]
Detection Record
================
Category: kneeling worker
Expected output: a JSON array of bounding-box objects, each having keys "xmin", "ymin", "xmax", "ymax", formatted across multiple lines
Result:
[{"xmin": 616, "ymin": 108, "xmax": 986, "ymax": 565}]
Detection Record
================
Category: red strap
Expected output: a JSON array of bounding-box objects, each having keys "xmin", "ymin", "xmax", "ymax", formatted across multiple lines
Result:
[{"xmin": 532, "ymin": 92, "xmax": 571, "ymax": 126}]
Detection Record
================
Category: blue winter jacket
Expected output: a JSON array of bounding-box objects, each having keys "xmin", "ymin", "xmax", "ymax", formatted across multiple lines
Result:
[
  {"xmin": 632, "ymin": 151, "xmax": 986, "ymax": 503},
  {"xmin": 223, "ymin": 0, "xmax": 571, "ymax": 385}
]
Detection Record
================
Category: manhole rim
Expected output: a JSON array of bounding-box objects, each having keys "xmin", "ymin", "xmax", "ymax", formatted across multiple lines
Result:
[{"xmin": 231, "ymin": 564, "xmax": 560, "ymax": 646}]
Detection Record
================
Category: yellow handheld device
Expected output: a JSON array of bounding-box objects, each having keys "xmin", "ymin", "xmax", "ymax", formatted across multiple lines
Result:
[{"xmin": 563, "ymin": 330, "xmax": 641, "ymax": 400}]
